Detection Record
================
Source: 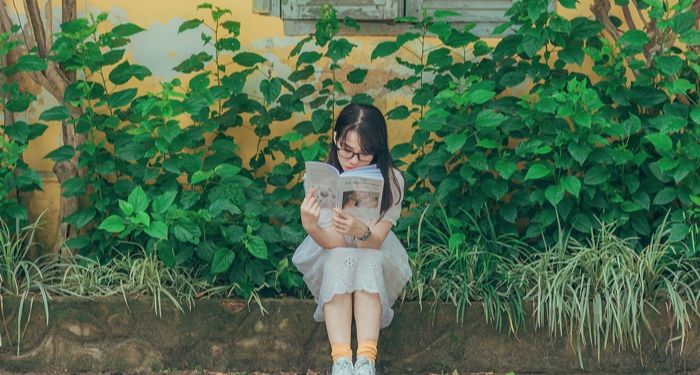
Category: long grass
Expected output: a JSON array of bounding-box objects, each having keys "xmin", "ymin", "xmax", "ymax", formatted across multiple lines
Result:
[
  {"xmin": 522, "ymin": 215, "xmax": 700, "ymax": 366},
  {"xmin": 0, "ymin": 213, "xmax": 72, "ymax": 355},
  {"xmin": 404, "ymin": 203, "xmax": 530, "ymax": 332}
]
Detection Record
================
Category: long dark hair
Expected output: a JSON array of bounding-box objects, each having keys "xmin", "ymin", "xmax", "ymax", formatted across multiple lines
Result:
[{"xmin": 325, "ymin": 103, "xmax": 402, "ymax": 220}]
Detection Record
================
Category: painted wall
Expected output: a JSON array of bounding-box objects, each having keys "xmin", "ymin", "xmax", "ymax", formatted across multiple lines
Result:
[{"xmin": 15, "ymin": 0, "xmax": 605, "ymax": 250}]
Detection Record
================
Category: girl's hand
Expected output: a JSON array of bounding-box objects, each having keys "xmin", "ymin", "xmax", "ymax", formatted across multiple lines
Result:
[
  {"xmin": 332, "ymin": 208, "xmax": 368, "ymax": 237},
  {"xmin": 300, "ymin": 188, "xmax": 321, "ymax": 231}
]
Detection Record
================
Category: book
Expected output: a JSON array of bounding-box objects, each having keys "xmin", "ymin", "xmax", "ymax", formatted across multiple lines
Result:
[{"xmin": 303, "ymin": 161, "xmax": 384, "ymax": 224}]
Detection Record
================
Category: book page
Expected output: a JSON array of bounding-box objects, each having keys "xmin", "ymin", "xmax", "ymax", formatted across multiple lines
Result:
[
  {"xmin": 339, "ymin": 176, "xmax": 384, "ymax": 225},
  {"xmin": 303, "ymin": 162, "xmax": 340, "ymax": 209}
]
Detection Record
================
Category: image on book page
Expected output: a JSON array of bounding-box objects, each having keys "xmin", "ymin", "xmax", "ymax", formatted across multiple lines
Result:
[{"xmin": 339, "ymin": 176, "xmax": 384, "ymax": 225}]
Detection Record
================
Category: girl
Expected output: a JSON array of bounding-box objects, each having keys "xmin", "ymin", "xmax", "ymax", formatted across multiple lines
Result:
[{"xmin": 293, "ymin": 103, "xmax": 411, "ymax": 375}]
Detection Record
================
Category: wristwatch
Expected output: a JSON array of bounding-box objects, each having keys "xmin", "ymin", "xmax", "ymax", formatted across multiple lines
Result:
[{"xmin": 357, "ymin": 226, "xmax": 372, "ymax": 241}]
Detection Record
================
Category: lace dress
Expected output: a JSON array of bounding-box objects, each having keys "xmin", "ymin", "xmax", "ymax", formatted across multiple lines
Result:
[{"xmin": 292, "ymin": 169, "xmax": 412, "ymax": 328}]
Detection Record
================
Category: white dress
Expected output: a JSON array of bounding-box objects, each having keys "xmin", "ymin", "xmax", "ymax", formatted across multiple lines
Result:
[{"xmin": 292, "ymin": 169, "xmax": 412, "ymax": 328}]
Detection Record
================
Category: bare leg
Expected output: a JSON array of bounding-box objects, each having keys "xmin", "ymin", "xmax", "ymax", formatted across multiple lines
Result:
[
  {"xmin": 353, "ymin": 291, "xmax": 381, "ymax": 342},
  {"xmin": 324, "ymin": 293, "xmax": 353, "ymax": 345}
]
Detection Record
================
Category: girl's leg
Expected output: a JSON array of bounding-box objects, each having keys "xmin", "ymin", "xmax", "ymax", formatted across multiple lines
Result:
[
  {"xmin": 353, "ymin": 291, "xmax": 381, "ymax": 362},
  {"xmin": 324, "ymin": 293, "xmax": 353, "ymax": 361}
]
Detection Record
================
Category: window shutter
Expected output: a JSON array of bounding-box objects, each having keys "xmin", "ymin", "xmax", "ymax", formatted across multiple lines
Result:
[
  {"xmin": 253, "ymin": 0, "xmax": 281, "ymax": 17},
  {"xmin": 281, "ymin": 0, "xmax": 401, "ymax": 21},
  {"xmin": 405, "ymin": 0, "xmax": 514, "ymax": 36}
]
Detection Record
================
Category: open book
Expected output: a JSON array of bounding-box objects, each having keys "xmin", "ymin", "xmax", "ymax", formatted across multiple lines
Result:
[{"xmin": 303, "ymin": 161, "xmax": 384, "ymax": 224}]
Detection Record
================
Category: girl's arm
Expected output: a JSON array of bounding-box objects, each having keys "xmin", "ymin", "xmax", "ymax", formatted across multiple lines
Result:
[
  {"xmin": 354, "ymin": 220, "xmax": 392, "ymax": 249},
  {"xmin": 304, "ymin": 223, "xmax": 348, "ymax": 249}
]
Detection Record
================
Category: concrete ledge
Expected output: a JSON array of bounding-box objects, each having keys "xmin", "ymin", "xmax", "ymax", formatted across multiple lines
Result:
[{"xmin": 0, "ymin": 296, "xmax": 698, "ymax": 374}]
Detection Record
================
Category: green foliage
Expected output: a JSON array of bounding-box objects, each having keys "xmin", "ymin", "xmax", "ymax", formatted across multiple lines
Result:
[
  {"xmin": 0, "ymin": 32, "xmax": 47, "ymax": 226},
  {"xmin": 378, "ymin": 1, "xmax": 699, "ymax": 250}
]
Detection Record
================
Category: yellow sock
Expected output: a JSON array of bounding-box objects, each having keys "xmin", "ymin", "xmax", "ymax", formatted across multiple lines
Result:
[
  {"xmin": 331, "ymin": 343, "xmax": 352, "ymax": 362},
  {"xmin": 357, "ymin": 340, "xmax": 378, "ymax": 363}
]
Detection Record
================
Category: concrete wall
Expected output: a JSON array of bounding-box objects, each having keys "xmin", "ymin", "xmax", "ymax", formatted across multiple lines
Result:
[{"xmin": 0, "ymin": 297, "xmax": 698, "ymax": 373}]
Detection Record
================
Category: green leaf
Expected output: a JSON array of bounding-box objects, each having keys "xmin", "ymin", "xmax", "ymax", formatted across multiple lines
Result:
[
  {"xmin": 44, "ymin": 145, "xmax": 74, "ymax": 162},
  {"xmin": 524, "ymin": 163, "xmax": 550, "ymax": 180},
  {"xmin": 191, "ymin": 170, "xmax": 213, "ymax": 184},
  {"xmin": 13, "ymin": 54, "xmax": 47, "ymax": 72},
  {"xmin": 174, "ymin": 52, "xmax": 212, "ymax": 73},
  {"xmin": 260, "ymin": 78, "xmax": 282, "ymax": 104},
  {"xmin": 289, "ymin": 65, "xmax": 315, "ymax": 82},
  {"xmin": 669, "ymin": 223, "xmax": 690, "ymax": 242},
  {"xmin": 128, "ymin": 186, "xmax": 149, "ymax": 213},
  {"xmin": 617, "ymin": 30, "xmax": 649, "ymax": 53},
  {"xmin": 244, "ymin": 234, "xmax": 268, "ymax": 259},
  {"xmin": 561, "ymin": 175, "xmax": 581, "ymax": 198},
  {"xmin": 109, "ymin": 61, "xmax": 152, "ymax": 85},
  {"xmin": 653, "ymin": 187, "xmax": 676, "ymax": 205},
  {"xmin": 112, "ymin": 23, "xmax": 145, "ymax": 38},
  {"xmin": 568, "ymin": 143, "xmax": 592, "ymax": 165},
  {"xmin": 326, "ymin": 39, "xmax": 354, "ymax": 61},
  {"xmin": 433, "ymin": 10, "xmax": 460, "ymax": 19},
  {"xmin": 495, "ymin": 160, "xmax": 516, "ymax": 179},
  {"xmin": 654, "ymin": 55, "xmax": 683, "ymax": 75},
  {"xmin": 131, "ymin": 211, "xmax": 150, "ymax": 227},
  {"xmin": 39, "ymin": 106, "xmax": 70, "ymax": 121},
  {"xmin": 214, "ymin": 164, "xmax": 242, "ymax": 178},
  {"xmin": 470, "ymin": 89, "xmax": 496, "ymax": 104},
  {"xmin": 545, "ymin": 184, "xmax": 565, "ymax": 206},
  {"xmin": 475, "ymin": 110, "xmax": 506, "ymax": 129},
  {"xmin": 108, "ymin": 88, "xmax": 138, "ymax": 108},
  {"xmin": 672, "ymin": 11, "xmax": 696, "ymax": 34},
  {"xmin": 152, "ymin": 190, "xmax": 178, "ymax": 214},
  {"xmin": 584, "ymin": 166, "xmax": 611, "ymax": 185},
  {"xmin": 119, "ymin": 200, "xmax": 134, "ymax": 216},
  {"xmin": 233, "ymin": 52, "xmax": 266, "ymax": 67},
  {"xmin": 99, "ymin": 215, "xmax": 125, "ymax": 233},
  {"xmin": 644, "ymin": 133, "xmax": 673, "ymax": 152},
  {"xmin": 620, "ymin": 201, "xmax": 643, "ymax": 212},
  {"xmin": 157, "ymin": 244, "xmax": 176, "ymax": 268},
  {"xmin": 178, "ymin": 18, "xmax": 203, "ymax": 33},
  {"xmin": 386, "ymin": 105, "xmax": 410, "ymax": 120},
  {"xmin": 572, "ymin": 213, "xmax": 592, "ymax": 233},
  {"xmin": 371, "ymin": 41, "xmax": 399, "ymax": 60},
  {"xmin": 173, "ymin": 218, "xmax": 201, "ymax": 244},
  {"xmin": 62, "ymin": 177, "xmax": 85, "ymax": 197},
  {"xmin": 347, "ymin": 68, "xmax": 368, "ymax": 84},
  {"xmin": 116, "ymin": 142, "xmax": 145, "ymax": 161},
  {"xmin": 297, "ymin": 51, "xmax": 322, "ymax": 67},
  {"xmin": 211, "ymin": 248, "xmax": 235, "ymax": 274},
  {"xmin": 145, "ymin": 221, "xmax": 168, "ymax": 240},
  {"xmin": 65, "ymin": 208, "xmax": 96, "ymax": 229},
  {"xmin": 445, "ymin": 133, "xmax": 466, "ymax": 153},
  {"xmin": 559, "ymin": 0, "xmax": 577, "ymax": 9}
]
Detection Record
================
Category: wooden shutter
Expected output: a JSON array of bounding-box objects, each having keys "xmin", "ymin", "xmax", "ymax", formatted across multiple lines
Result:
[
  {"xmin": 405, "ymin": 0, "xmax": 514, "ymax": 36},
  {"xmin": 281, "ymin": 0, "xmax": 401, "ymax": 21},
  {"xmin": 253, "ymin": 0, "xmax": 281, "ymax": 17}
]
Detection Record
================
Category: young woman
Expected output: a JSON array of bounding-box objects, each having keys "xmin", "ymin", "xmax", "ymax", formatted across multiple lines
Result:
[{"xmin": 293, "ymin": 103, "xmax": 411, "ymax": 375}]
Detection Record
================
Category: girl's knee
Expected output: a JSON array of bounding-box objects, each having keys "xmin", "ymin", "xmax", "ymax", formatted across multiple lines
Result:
[{"xmin": 353, "ymin": 290, "xmax": 380, "ymax": 299}]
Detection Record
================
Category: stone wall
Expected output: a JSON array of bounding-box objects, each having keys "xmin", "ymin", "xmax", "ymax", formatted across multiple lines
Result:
[{"xmin": 0, "ymin": 296, "xmax": 698, "ymax": 374}]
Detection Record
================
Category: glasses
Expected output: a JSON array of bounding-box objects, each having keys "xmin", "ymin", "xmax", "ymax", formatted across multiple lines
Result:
[{"xmin": 336, "ymin": 145, "xmax": 374, "ymax": 162}]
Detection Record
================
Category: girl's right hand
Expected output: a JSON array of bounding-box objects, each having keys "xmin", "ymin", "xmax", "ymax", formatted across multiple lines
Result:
[{"xmin": 300, "ymin": 188, "xmax": 320, "ymax": 231}]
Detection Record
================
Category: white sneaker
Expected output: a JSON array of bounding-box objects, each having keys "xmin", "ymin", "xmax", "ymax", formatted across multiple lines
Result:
[
  {"xmin": 354, "ymin": 355, "xmax": 376, "ymax": 375},
  {"xmin": 331, "ymin": 357, "xmax": 354, "ymax": 375}
]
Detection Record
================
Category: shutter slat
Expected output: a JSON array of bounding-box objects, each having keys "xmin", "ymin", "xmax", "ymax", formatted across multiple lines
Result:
[{"xmin": 282, "ymin": 0, "xmax": 399, "ymax": 20}]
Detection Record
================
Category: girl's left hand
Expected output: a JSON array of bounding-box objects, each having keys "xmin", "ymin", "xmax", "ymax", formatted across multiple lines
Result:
[{"xmin": 332, "ymin": 208, "xmax": 367, "ymax": 237}]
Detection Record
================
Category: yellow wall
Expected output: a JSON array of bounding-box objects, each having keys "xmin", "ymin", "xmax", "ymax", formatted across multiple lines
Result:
[{"xmin": 16, "ymin": 0, "xmax": 605, "ymax": 250}]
